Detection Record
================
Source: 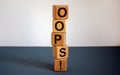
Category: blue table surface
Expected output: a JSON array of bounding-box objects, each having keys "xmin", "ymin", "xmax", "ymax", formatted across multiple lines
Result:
[{"xmin": 0, "ymin": 47, "xmax": 120, "ymax": 75}]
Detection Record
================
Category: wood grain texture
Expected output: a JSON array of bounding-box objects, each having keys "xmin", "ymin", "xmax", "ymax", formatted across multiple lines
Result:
[
  {"xmin": 52, "ymin": 45, "xmax": 68, "ymax": 59},
  {"xmin": 52, "ymin": 20, "xmax": 66, "ymax": 32},
  {"xmin": 53, "ymin": 5, "xmax": 68, "ymax": 20},
  {"xmin": 51, "ymin": 32, "xmax": 66, "ymax": 45},
  {"xmin": 54, "ymin": 58, "xmax": 67, "ymax": 71}
]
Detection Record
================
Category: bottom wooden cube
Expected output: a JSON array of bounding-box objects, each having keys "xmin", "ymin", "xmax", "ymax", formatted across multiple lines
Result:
[{"xmin": 54, "ymin": 58, "xmax": 67, "ymax": 71}]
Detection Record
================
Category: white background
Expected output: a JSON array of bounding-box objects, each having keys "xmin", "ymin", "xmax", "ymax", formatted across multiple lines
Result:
[{"xmin": 0, "ymin": 0, "xmax": 120, "ymax": 46}]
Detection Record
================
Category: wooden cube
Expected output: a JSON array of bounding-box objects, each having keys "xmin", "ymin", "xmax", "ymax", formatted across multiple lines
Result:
[
  {"xmin": 52, "ymin": 45, "xmax": 68, "ymax": 59},
  {"xmin": 54, "ymin": 58, "xmax": 67, "ymax": 71},
  {"xmin": 51, "ymin": 32, "xmax": 66, "ymax": 45},
  {"xmin": 53, "ymin": 20, "xmax": 66, "ymax": 32},
  {"xmin": 53, "ymin": 5, "xmax": 68, "ymax": 20}
]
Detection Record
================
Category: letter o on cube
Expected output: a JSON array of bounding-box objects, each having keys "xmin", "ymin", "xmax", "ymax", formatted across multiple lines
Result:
[{"xmin": 53, "ymin": 5, "xmax": 68, "ymax": 20}]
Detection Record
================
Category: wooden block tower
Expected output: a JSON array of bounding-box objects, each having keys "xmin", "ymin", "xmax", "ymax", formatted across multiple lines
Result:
[{"xmin": 51, "ymin": 5, "xmax": 69, "ymax": 71}]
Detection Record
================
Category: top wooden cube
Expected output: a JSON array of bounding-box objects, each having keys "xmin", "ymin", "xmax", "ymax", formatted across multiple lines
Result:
[{"xmin": 53, "ymin": 5, "xmax": 68, "ymax": 20}]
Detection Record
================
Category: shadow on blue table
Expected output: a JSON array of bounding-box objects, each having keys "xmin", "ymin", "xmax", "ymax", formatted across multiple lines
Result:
[
  {"xmin": 0, "ymin": 47, "xmax": 54, "ymax": 75},
  {"xmin": 0, "ymin": 56, "xmax": 52, "ymax": 70}
]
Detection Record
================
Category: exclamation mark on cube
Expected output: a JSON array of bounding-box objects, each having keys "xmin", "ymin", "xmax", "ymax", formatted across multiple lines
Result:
[{"xmin": 60, "ymin": 61, "xmax": 62, "ymax": 70}]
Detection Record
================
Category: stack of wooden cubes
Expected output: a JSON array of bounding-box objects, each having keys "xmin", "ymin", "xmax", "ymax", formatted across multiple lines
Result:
[{"xmin": 51, "ymin": 5, "xmax": 69, "ymax": 71}]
